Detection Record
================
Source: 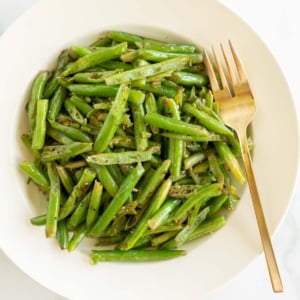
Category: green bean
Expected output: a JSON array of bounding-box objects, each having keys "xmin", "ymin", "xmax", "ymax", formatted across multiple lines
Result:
[
  {"xmin": 132, "ymin": 81, "xmax": 184, "ymax": 100},
  {"xmin": 67, "ymin": 224, "xmax": 87, "ymax": 252},
  {"xmin": 173, "ymin": 183, "xmax": 222, "ymax": 220},
  {"xmin": 208, "ymin": 194, "xmax": 229, "ymax": 216},
  {"xmin": 107, "ymin": 31, "xmax": 143, "ymax": 45},
  {"xmin": 145, "ymin": 113, "xmax": 210, "ymax": 137},
  {"xmin": 64, "ymin": 99, "xmax": 87, "ymax": 125},
  {"xmin": 138, "ymin": 49, "xmax": 202, "ymax": 63},
  {"xmin": 139, "ymin": 38, "xmax": 196, "ymax": 54},
  {"xmin": 183, "ymin": 103, "xmax": 233, "ymax": 136},
  {"xmin": 183, "ymin": 152, "xmax": 206, "ymax": 170},
  {"xmin": 104, "ymin": 149, "xmax": 125, "ymax": 184},
  {"xmin": 31, "ymin": 99, "xmax": 49, "ymax": 150},
  {"xmin": 90, "ymin": 249, "xmax": 186, "ymax": 263},
  {"xmin": 174, "ymin": 206, "xmax": 210, "ymax": 247},
  {"xmin": 19, "ymin": 161, "xmax": 49, "ymax": 192},
  {"xmin": 56, "ymin": 219, "xmax": 69, "ymax": 249},
  {"xmin": 27, "ymin": 71, "xmax": 50, "ymax": 132},
  {"xmin": 119, "ymin": 177, "xmax": 172, "ymax": 250},
  {"xmin": 186, "ymin": 215, "xmax": 226, "ymax": 242},
  {"xmin": 67, "ymin": 83, "xmax": 145, "ymax": 105},
  {"xmin": 87, "ymin": 149, "xmax": 156, "ymax": 165},
  {"xmin": 46, "ymin": 126, "xmax": 74, "ymax": 145},
  {"xmin": 70, "ymin": 45, "xmax": 92, "ymax": 57},
  {"xmin": 41, "ymin": 142, "xmax": 93, "ymax": 162},
  {"xmin": 135, "ymin": 159, "xmax": 170, "ymax": 206},
  {"xmin": 164, "ymin": 97, "xmax": 184, "ymax": 178},
  {"xmin": 99, "ymin": 60, "xmax": 133, "ymax": 71},
  {"xmin": 90, "ymin": 36, "xmax": 111, "ymax": 47},
  {"xmin": 47, "ymin": 86, "xmax": 67, "ymax": 122},
  {"xmin": 46, "ymin": 162, "xmax": 61, "ymax": 238},
  {"xmin": 56, "ymin": 165, "xmax": 74, "ymax": 194},
  {"xmin": 68, "ymin": 95, "xmax": 93, "ymax": 116},
  {"xmin": 94, "ymin": 83, "xmax": 130, "ymax": 153},
  {"xmin": 95, "ymin": 235, "xmax": 125, "ymax": 246},
  {"xmin": 50, "ymin": 121, "xmax": 92, "ymax": 143},
  {"xmin": 59, "ymin": 167, "xmax": 96, "ymax": 219},
  {"xmin": 89, "ymin": 163, "xmax": 145, "ymax": 237},
  {"xmin": 214, "ymin": 142, "xmax": 245, "ymax": 184},
  {"xmin": 148, "ymin": 198, "xmax": 181, "ymax": 230},
  {"xmin": 44, "ymin": 50, "xmax": 69, "ymax": 99},
  {"xmin": 63, "ymin": 160, "xmax": 87, "ymax": 169},
  {"xmin": 86, "ymin": 180, "xmax": 103, "ymax": 229},
  {"xmin": 89, "ymin": 163, "xmax": 118, "ymax": 197},
  {"xmin": 208, "ymin": 151, "xmax": 224, "ymax": 187},
  {"xmin": 68, "ymin": 192, "xmax": 91, "ymax": 230},
  {"xmin": 105, "ymin": 56, "xmax": 189, "ymax": 85},
  {"xmin": 30, "ymin": 214, "xmax": 47, "ymax": 226},
  {"xmin": 144, "ymin": 93, "xmax": 159, "ymax": 134},
  {"xmin": 72, "ymin": 69, "xmax": 122, "ymax": 83},
  {"xmin": 61, "ymin": 42, "xmax": 127, "ymax": 76},
  {"xmin": 160, "ymin": 132, "xmax": 222, "ymax": 142},
  {"xmin": 168, "ymin": 184, "xmax": 200, "ymax": 199},
  {"xmin": 151, "ymin": 231, "xmax": 179, "ymax": 247},
  {"xmin": 130, "ymin": 102, "xmax": 149, "ymax": 151},
  {"xmin": 169, "ymin": 71, "xmax": 208, "ymax": 87}
]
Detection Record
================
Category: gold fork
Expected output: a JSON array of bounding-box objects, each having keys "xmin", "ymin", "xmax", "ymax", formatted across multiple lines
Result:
[{"xmin": 203, "ymin": 42, "xmax": 283, "ymax": 292}]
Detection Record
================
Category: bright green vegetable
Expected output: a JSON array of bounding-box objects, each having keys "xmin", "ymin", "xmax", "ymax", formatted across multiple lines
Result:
[{"xmin": 20, "ymin": 31, "xmax": 248, "ymax": 264}]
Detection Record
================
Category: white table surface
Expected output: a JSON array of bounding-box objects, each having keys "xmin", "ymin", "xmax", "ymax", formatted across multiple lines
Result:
[{"xmin": 1, "ymin": 0, "xmax": 299, "ymax": 299}]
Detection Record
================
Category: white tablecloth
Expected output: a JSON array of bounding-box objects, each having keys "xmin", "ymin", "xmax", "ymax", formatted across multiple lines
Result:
[{"xmin": 1, "ymin": 0, "xmax": 299, "ymax": 299}]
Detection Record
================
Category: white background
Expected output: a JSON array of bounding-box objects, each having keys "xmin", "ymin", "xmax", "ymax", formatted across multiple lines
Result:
[{"xmin": 0, "ymin": 0, "xmax": 299, "ymax": 299}]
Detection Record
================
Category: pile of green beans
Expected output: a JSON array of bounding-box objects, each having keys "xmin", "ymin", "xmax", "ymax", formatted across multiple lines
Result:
[{"xmin": 19, "ymin": 31, "xmax": 247, "ymax": 264}]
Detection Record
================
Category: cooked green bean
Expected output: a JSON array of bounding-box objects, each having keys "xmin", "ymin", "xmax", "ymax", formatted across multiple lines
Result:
[
  {"xmin": 119, "ymin": 177, "xmax": 172, "ymax": 250},
  {"xmin": 90, "ymin": 249, "xmax": 186, "ymax": 263},
  {"xmin": 67, "ymin": 83, "xmax": 144, "ymax": 105},
  {"xmin": 186, "ymin": 215, "xmax": 226, "ymax": 242},
  {"xmin": 44, "ymin": 50, "xmax": 69, "ymax": 99},
  {"xmin": 164, "ymin": 97, "xmax": 184, "ymax": 178},
  {"xmin": 105, "ymin": 56, "xmax": 189, "ymax": 85},
  {"xmin": 27, "ymin": 71, "xmax": 50, "ymax": 132},
  {"xmin": 135, "ymin": 159, "xmax": 170, "ymax": 206},
  {"xmin": 214, "ymin": 142, "xmax": 245, "ymax": 184},
  {"xmin": 46, "ymin": 162, "xmax": 61, "ymax": 238},
  {"xmin": 183, "ymin": 103, "xmax": 233, "ymax": 136},
  {"xmin": 145, "ymin": 113, "xmax": 210, "ymax": 137},
  {"xmin": 89, "ymin": 163, "xmax": 118, "ymax": 197},
  {"xmin": 41, "ymin": 142, "xmax": 93, "ymax": 162},
  {"xmin": 46, "ymin": 126, "xmax": 74, "ymax": 145},
  {"xmin": 173, "ymin": 183, "xmax": 222, "ymax": 220},
  {"xmin": 68, "ymin": 192, "xmax": 91, "ymax": 230},
  {"xmin": 64, "ymin": 99, "xmax": 87, "ymax": 125},
  {"xmin": 89, "ymin": 163, "xmax": 145, "ymax": 237},
  {"xmin": 50, "ymin": 121, "xmax": 92, "ymax": 143},
  {"xmin": 56, "ymin": 165, "xmax": 74, "ymax": 194},
  {"xmin": 67, "ymin": 223, "xmax": 87, "ymax": 252},
  {"xmin": 19, "ymin": 161, "xmax": 50, "ymax": 192},
  {"xmin": 169, "ymin": 71, "xmax": 208, "ymax": 87},
  {"xmin": 56, "ymin": 219, "xmax": 69, "ymax": 249},
  {"xmin": 86, "ymin": 180, "xmax": 103, "ymax": 229},
  {"xmin": 30, "ymin": 214, "xmax": 47, "ymax": 226},
  {"xmin": 148, "ymin": 198, "xmax": 181, "ymax": 230},
  {"xmin": 31, "ymin": 99, "xmax": 49, "ymax": 150},
  {"xmin": 47, "ymin": 86, "xmax": 67, "ymax": 122},
  {"xmin": 94, "ymin": 83, "xmax": 130, "ymax": 153},
  {"xmin": 87, "ymin": 149, "xmax": 156, "ymax": 165},
  {"xmin": 61, "ymin": 42, "xmax": 127, "ymax": 76},
  {"xmin": 59, "ymin": 167, "xmax": 96, "ymax": 219}
]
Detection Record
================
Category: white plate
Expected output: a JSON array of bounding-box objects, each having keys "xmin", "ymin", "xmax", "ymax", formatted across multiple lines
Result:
[{"xmin": 0, "ymin": 0, "xmax": 299, "ymax": 299}]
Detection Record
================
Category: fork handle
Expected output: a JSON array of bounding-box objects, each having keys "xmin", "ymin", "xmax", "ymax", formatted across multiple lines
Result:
[{"xmin": 237, "ymin": 129, "xmax": 283, "ymax": 293}]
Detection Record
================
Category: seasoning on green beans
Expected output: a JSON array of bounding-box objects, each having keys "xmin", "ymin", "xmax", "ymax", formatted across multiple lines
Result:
[{"xmin": 19, "ymin": 30, "xmax": 249, "ymax": 264}]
